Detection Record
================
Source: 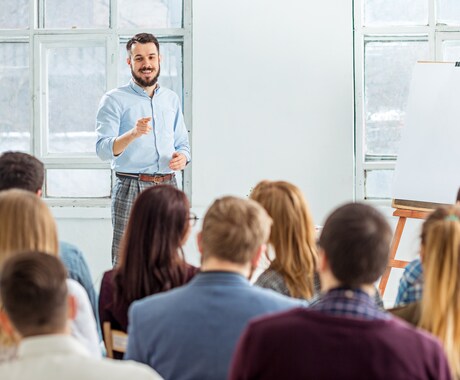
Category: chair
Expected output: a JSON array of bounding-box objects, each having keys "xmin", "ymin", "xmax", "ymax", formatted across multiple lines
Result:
[{"xmin": 103, "ymin": 321, "xmax": 128, "ymax": 359}]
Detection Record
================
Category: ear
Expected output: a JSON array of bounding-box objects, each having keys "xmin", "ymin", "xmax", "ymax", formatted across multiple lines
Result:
[
  {"xmin": 126, "ymin": 56, "xmax": 131, "ymax": 66},
  {"xmin": 251, "ymin": 244, "xmax": 265, "ymax": 269},
  {"xmin": 67, "ymin": 295, "xmax": 77, "ymax": 321},
  {"xmin": 36, "ymin": 188, "xmax": 43, "ymax": 197},
  {"xmin": 317, "ymin": 248, "xmax": 329, "ymax": 273},
  {"xmin": 0, "ymin": 310, "xmax": 16, "ymax": 338},
  {"xmin": 196, "ymin": 231, "xmax": 203, "ymax": 256}
]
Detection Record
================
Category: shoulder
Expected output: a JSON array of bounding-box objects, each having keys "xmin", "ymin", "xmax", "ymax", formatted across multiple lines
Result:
[
  {"xmin": 388, "ymin": 301, "xmax": 421, "ymax": 326},
  {"xmin": 95, "ymin": 358, "xmax": 162, "ymax": 379},
  {"xmin": 254, "ymin": 269, "xmax": 291, "ymax": 296},
  {"xmin": 246, "ymin": 283, "xmax": 302, "ymax": 309}
]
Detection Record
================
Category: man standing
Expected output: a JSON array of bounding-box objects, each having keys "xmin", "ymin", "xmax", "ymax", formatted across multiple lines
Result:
[
  {"xmin": 96, "ymin": 33, "xmax": 190, "ymax": 264},
  {"xmin": 125, "ymin": 196, "xmax": 301, "ymax": 380},
  {"xmin": 0, "ymin": 252, "xmax": 161, "ymax": 379},
  {"xmin": 230, "ymin": 203, "xmax": 452, "ymax": 380}
]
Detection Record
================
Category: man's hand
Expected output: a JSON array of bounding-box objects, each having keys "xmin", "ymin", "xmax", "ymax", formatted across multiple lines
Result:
[
  {"xmin": 131, "ymin": 117, "xmax": 152, "ymax": 138},
  {"xmin": 169, "ymin": 152, "xmax": 187, "ymax": 171}
]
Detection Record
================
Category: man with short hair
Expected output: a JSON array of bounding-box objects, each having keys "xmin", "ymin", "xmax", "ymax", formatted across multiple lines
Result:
[
  {"xmin": 0, "ymin": 151, "xmax": 98, "ymax": 320},
  {"xmin": 125, "ymin": 196, "xmax": 301, "ymax": 380},
  {"xmin": 0, "ymin": 252, "xmax": 161, "ymax": 379},
  {"xmin": 96, "ymin": 32, "xmax": 190, "ymax": 265},
  {"xmin": 229, "ymin": 203, "xmax": 452, "ymax": 380}
]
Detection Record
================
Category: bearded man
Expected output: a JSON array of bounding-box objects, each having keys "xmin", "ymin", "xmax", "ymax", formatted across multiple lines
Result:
[{"xmin": 96, "ymin": 33, "xmax": 191, "ymax": 265}]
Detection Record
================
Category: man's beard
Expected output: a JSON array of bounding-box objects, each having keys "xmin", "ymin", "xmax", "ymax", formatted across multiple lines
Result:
[{"xmin": 132, "ymin": 65, "xmax": 160, "ymax": 88}]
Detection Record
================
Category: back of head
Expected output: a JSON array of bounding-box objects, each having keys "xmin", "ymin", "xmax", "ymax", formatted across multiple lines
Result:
[
  {"xmin": 250, "ymin": 180, "xmax": 317, "ymax": 298},
  {"xmin": 116, "ymin": 185, "xmax": 190, "ymax": 303},
  {"xmin": 201, "ymin": 196, "xmax": 272, "ymax": 264},
  {"xmin": 0, "ymin": 189, "xmax": 59, "ymax": 267},
  {"xmin": 0, "ymin": 151, "xmax": 44, "ymax": 193},
  {"xmin": 419, "ymin": 205, "xmax": 460, "ymax": 378},
  {"xmin": 0, "ymin": 252, "xmax": 68, "ymax": 337},
  {"xmin": 457, "ymin": 187, "xmax": 460, "ymax": 203},
  {"xmin": 319, "ymin": 202, "xmax": 391, "ymax": 288}
]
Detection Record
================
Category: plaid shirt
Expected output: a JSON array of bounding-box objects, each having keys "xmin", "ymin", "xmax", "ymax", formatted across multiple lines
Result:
[
  {"xmin": 394, "ymin": 258, "xmax": 423, "ymax": 307},
  {"xmin": 310, "ymin": 287, "xmax": 390, "ymax": 320}
]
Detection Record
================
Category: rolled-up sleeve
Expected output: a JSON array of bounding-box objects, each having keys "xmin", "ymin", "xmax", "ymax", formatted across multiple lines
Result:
[{"xmin": 96, "ymin": 94, "xmax": 122, "ymax": 162}]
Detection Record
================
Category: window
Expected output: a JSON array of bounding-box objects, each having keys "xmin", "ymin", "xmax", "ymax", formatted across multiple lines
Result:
[
  {"xmin": 354, "ymin": 0, "xmax": 460, "ymax": 200},
  {"xmin": 0, "ymin": 0, "xmax": 191, "ymax": 204}
]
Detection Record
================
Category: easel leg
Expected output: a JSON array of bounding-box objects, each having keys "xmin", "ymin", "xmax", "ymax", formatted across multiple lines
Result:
[{"xmin": 379, "ymin": 216, "xmax": 407, "ymax": 296}]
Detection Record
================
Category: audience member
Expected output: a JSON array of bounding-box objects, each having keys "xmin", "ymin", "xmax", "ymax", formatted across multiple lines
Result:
[
  {"xmin": 229, "ymin": 203, "xmax": 451, "ymax": 380},
  {"xmin": 99, "ymin": 185, "xmax": 197, "ymax": 358},
  {"xmin": 0, "ymin": 189, "xmax": 100, "ymax": 360},
  {"xmin": 390, "ymin": 205, "xmax": 460, "ymax": 379},
  {"xmin": 250, "ymin": 180, "xmax": 318, "ymax": 299},
  {"xmin": 394, "ymin": 187, "xmax": 460, "ymax": 306},
  {"xmin": 250, "ymin": 180, "xmax": 384, "ymax": 307},
  {"xmin": 0, "ymin": 151, "xmax": 98, "ymax": 318},
  {"xmin": 0, "ymin": 252, "xmax": 161, "ymax": 380},
  {"xmin": 125, "ymin": 196, "xmax": 301, "ymax": 380}
]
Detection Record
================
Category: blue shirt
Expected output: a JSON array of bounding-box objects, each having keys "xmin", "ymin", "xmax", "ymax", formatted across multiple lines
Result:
[
  {"xmin": 394, "ymin": 258, "xmax": 423, "ymax": 307},
  {"xmin": 310, "ymin": 287, "xmax": 390, "ymax": 321},
  {"xmin": 95, "ymin": 80, "xmax": 191, "ymax": 174}
]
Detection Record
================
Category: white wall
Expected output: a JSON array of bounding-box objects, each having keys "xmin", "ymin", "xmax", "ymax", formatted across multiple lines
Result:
[
  {"xmin": 53, "ymin": 1, "xmax": 417, "ymax": 306},
  {"xmin": 192, "ymin": 0, "xmax": 355, "ymax": 223}
]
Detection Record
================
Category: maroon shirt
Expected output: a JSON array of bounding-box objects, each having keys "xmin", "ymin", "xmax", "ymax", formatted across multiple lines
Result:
[{"xmin": 230, "ymin": 308, "xmax": 452, "ymax": 380}]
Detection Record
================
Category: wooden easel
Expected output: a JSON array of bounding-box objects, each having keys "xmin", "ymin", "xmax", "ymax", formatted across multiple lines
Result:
[{"xmin": 378, "ymin": 207, "xmax": 430, "ymax": 296}]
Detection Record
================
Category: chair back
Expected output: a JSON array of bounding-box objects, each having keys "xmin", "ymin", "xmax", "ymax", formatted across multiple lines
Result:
[{"xmin": 103, "ymin": 321, "xmax": 128, "ymax": 359}]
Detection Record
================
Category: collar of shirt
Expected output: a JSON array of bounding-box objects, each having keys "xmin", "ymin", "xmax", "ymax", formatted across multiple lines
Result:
[
  {"xmin": 129, "ymin": 79, "xmax": 160, "ymax": 97},
  {"xmin": 309, "ymin": 287, "xmax": 390, "ymax": 321},
  {"xmin": 18, "ymin": 335, "xmax": 89, "ymax": 359}
]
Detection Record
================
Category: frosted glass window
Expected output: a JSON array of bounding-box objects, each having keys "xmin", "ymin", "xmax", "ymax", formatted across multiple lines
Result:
[
  {"xmin": 364, "ymin": 40, "xmax": 429, "ymax": 158},
  {"xmin": 0, "ymin": 0, "xmax": 29, "ymax": 29},
  {"xmin": 364, "ymin": 0, "xmax": 428, "ymax": 26},
  {"xmin": 0, "ymin": 42, "xmax": 30, "ymax": 153},
  {"xmin": 365, "ymin": 170, "xmax": 394, "ymax": 199},
  {"xmin": 437, "ymin": 0, "xmax": 460, "ymax": 25},
  {"xmin": 118, "ymin": 0, "xmax": 182, "ymax": 28},
  {"xmin": 442, "ymin": 40, "xmax": 460, "ymax": 61},
  {"xmin": 44, "ymin": 0, "xmax": 109, "ymax": 29},
  {"xmin": 119, "ymin": 42, "xmax": 183, "ymax": 103},
  {"xmin": 46, "ymin": 169, "xmax": 112, "ymax": 197},
  {"xmin": 47, "ymin": 46, "xmax": 106, "ymax": 154}
]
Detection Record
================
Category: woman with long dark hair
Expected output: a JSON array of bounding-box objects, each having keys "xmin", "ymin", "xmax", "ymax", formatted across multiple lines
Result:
[{"xmin": 99, "ymin": 185, "xmax": 197, "ymax": 356}]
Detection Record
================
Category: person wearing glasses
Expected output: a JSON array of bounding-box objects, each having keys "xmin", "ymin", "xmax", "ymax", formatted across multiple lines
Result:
[
  {"xmin": 99, "ymin": 185, "xmax": 198, "ymax": 359},
  {"xmin": 96, "ymin": 33, "xmax": 191, "ymax": 266}
]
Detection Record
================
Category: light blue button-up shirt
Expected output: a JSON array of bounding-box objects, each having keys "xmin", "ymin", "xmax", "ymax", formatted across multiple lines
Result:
[{"xmin": 96, "ymin": 80, "xmax": 191, "ymax": 174}]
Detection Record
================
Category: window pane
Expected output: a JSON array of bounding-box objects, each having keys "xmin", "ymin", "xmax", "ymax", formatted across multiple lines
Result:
[
  {"xmin": 47, "ymin": 46, "xmax": 106, "ymax": 154},
  {"xmin": 442, "ymin": 40, "xmax": 460, "ymax": 61},
  {"xmin": 44, "ymin": 0, "xmax": 109, "ymax": 28},
  {"xmin": 365, "ymin": 170, "xmax": 394, "ymax": 199},
  {"xmin": 0, "ymin": 42, "xmax": 30, "ymax": 153},
  {"xmin": 0, "ymin": 0, "xmax": 29, "ymax": 29},
  {"xmin": 119, "ymin": 42, "xmax": 183, "ymax": 103},
  {"xmin": 364, "ymin": 40, "xmax": 429, "ymax": 158},
  {"xmin": 364, "ymin": 0, "xmax": 428, "ymax": 26},
  {"xmin": 46, "ymin": 169, "xmax": 111, "ymax": 198},
  {"xmin": 118, "ymin": 0, "xmax": 182, "ymax": 28},
  {"xmin": 437, "ymin": 0, "xmax": 460, "ymax": 25}
]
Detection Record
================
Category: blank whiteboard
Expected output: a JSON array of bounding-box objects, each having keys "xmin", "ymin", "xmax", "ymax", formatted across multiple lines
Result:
[{"xmin": 392, "ymin": 62, "xmax": 460, "ymax": 205}]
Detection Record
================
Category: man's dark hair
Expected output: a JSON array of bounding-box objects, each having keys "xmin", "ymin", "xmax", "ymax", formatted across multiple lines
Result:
[
  {"xmin": 0, "ymin": 252, "xmax": 68, "ymax": 336},
  {"xmin": 318, "ymin": 203, "xmax": 391, "ymax": 288},
  {"xmin": 126, "ymin": 33, "xmax": 160, "ymax": 56},
  {"xmin": 457, "ymin": 187, "xmax": 460, "ymax": 203},
  {"xmin": 0, "ymin": 151, "xmax": 44, "ymax": 193}
]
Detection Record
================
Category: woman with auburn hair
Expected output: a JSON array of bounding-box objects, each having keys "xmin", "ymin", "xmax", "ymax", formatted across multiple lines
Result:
[
  {"xmin": 391, "ymin": 205, "xmax": 460, "ymax": 379},
  {"xmin": 0, "ymin": 189, "xmax": 100, "ymax": 361},
  {"xmin": 99, "ymin": 185, "xmax": 197, "ymax": 358},
  {"xmin": 250, "ymin": 180, "xmax": 318, "ymax": 299}
]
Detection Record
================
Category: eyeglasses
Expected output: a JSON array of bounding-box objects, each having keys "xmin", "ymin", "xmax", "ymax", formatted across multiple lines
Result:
[{"xmin": 189, "ymin": 212, "xmax": 199, "ymax": 226}]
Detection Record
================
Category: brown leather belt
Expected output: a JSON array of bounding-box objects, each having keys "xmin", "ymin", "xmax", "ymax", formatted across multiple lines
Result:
[{"xmin": 116, "ymin": 172, "xmax": 175, "ymax": 183}]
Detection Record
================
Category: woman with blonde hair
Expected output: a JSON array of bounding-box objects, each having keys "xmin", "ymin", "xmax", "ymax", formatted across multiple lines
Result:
[
  {"xmin": 250, "ymin": 180, "xmax": 318, "ymax": 299},
  {"xmin": 0, "ymin": 189, "xmax": 100, "ymax": 361},
  {"xmin": 391, "ymin": 205, "xmax": 460, "ymax": 379}
]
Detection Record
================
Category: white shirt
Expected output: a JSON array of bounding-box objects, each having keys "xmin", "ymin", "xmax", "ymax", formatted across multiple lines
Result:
[{"xmin": 0, "ymin": 335, "xmax": 162, "ymax": 380}]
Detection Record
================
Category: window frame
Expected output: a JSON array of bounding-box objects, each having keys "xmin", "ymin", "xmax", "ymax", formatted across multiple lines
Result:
[{"xmin": 0, "ymin": 0, "xmax": 192, "ymax": 206}]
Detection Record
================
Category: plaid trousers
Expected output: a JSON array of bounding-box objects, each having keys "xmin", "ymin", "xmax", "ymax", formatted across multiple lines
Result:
[{"xmin": 111, "ymin": 175, "xmax": 177, "ymax": 266}]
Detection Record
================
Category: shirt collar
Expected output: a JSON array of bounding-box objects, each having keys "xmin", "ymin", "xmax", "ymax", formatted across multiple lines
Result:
[
  {"xmin": 18, "ymin": 335, "xmax": 90, "ymax": 359},
  {"xmin": 129, "ymin": 78, "xmax": 160, "ymax": 97}
]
